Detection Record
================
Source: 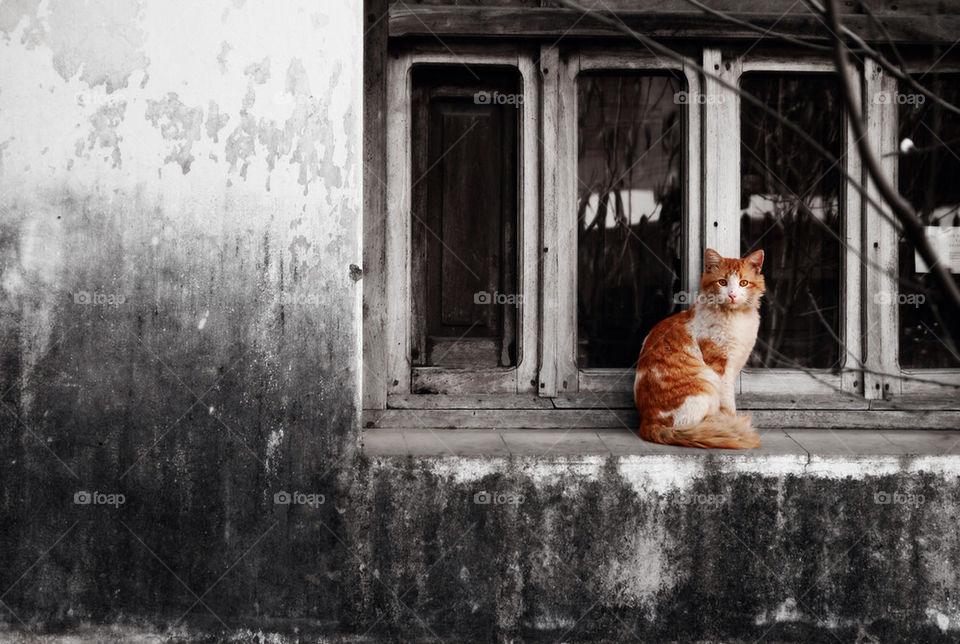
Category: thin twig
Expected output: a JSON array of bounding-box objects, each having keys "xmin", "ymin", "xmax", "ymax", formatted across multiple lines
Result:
[
  {"xmin": 678, "ymin": 0, "xmax": 833, "ymax": 52},
  {"xmin": 557, "ymin": 0, "xmax": 960, "ymax": 319},
  {"xmin": 555, "ymin": 0, "xmax": 907, "ymax": 241},
  {"xmin": 823, "ymin": 0, "xmax": 960, "ymax": 317},
  {"xmin": 805, "ymin": 0, "xmax": 960, "ymax": 118}
]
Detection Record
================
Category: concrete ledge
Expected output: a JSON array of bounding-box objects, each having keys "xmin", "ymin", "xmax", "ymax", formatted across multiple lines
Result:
[{"xmin": 363, "ymin": 428, "xmax": 960, "ymax": 458}]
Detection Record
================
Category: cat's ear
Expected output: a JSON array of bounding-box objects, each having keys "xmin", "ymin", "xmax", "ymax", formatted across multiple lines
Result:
[
  {"xmin": 704, "ymin": 248, "xmax": 723, "ymax": 270},
  {"xmin": 745, "ymin": 249, "xmax": 764, "ymax": 272}
]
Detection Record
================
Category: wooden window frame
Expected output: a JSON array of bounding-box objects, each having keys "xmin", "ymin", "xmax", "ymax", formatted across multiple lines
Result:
[
  {"xmin": 381, "ymin": 45, "xmax": 541, "ymax": 400},
  {"xmin": 541, "ymin": 46, "xmax": 702, "ymax": 395},
  {"xmin": 706, "ymin": 50, "xmax": 864, "ymax": 398},
  {"xmin": 867, "ymin": 60, "xmax": 960, "ymax": 397},
  {"xmin": 364, "ymin": 34, "xmax": 959, "ymax": 412}
]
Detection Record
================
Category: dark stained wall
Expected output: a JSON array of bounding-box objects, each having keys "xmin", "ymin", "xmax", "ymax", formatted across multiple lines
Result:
[{"xmin": 0, "ymin": 0, "xmax": 363, "ymax": 630}]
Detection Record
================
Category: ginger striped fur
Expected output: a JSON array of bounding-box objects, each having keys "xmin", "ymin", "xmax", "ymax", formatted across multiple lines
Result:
[{"xmin": 634, "ymin": 248, "xmax": 766, "ymax": 449}]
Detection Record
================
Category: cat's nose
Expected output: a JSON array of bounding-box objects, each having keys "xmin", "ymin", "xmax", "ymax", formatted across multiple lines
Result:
[{"xmin": 728, "ymin": 293, "xmax": 736, "ymax": 302}]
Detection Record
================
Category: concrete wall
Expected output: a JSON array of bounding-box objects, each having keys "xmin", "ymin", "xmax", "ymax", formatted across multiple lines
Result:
[
  {"xmin": 349, "ymin": 454, "xmax": 960, "ymax": 642},
  {"xmin": 0, "ymin": 0, "xmax": 363, "ymax": 632}
]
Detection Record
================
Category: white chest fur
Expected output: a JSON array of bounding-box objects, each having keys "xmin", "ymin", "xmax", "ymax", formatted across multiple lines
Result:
[{"xmin": 688, "ymin": 305, "xmax": 760, "ymax": 374}]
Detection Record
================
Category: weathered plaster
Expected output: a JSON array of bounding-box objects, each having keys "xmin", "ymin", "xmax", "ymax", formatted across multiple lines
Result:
[
  {"xmin": 145, "ymin": 92, "xmax": 203, "ymax": 173},
  {"xmin": 0, "ymin": 0, "xmax": 363, "ymax": 635},
  {"xmin": 45, "ymin": 0, "xmax": 150, "ymax": 92},
  {"xmin": 81, "ymin": 102, "xmax": 127, "ymax": 169}
]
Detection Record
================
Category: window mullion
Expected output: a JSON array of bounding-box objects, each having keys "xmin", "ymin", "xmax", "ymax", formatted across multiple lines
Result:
[
  {"xmin": 386, "ymin": 52, "xmax": 413, "ymax": 397},
  {"xmin": 538, "ymin": 45, "xmax": 578, "ymax": 395},
  {"xmin": 863, "ymin": 60, "xmax": 901, "ymax": 399},
  {"xmin": 841, "ymin": 62, "xmax": 864, "ymax": 395},
  {"xmin": 702, "ymin": 48, "xmax": 742, "ymax": 393},
  {"xmin": 702, "ymin": 49, "xmax": 741, "ymax": 258}
]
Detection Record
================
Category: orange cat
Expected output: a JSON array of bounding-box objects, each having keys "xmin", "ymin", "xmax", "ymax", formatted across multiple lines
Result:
[{"xmin": 634, "ymin": 249, "xmax": 765, "ymax": 449}]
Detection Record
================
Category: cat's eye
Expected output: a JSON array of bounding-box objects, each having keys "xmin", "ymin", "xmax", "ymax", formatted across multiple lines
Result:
[
  {"xmin": 718, "ymin": 279, "xmax": 727, "ymax": 286},
  {"xmin": 739, "ymin": 280, "xmax": 748, "ymax": 287}
]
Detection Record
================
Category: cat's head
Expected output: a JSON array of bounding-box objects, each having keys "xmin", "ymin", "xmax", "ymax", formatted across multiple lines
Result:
[{"xmin": 699, "ymin": 248, "xmax": 765, "ymax": 311}]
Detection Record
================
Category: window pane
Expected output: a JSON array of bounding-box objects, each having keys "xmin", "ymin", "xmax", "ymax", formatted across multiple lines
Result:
[
  {"xmin": 577, "ymin": 73, "xmax": 685, "ymax": 368},
  {"xmin": 740, "ymin": 74, "xmax": 843, "ymax": 369},
  {"xmin": 897, "ymin": 74, "xmax": 960, "ymax": 369},
  {"xmin": 410, "ymin": 66, "xmax": 520, "ymax": 368}
]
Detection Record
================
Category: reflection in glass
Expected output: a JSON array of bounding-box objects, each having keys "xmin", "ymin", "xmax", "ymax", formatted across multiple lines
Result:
[
  {"xmin": 577, "ymin": 73, "xmax": 684, "ymax": 368},
  {"xmin": 897, "ymin": 74, "xmax": 960, "ymax": 369},
  {"xmin": 740, "ymin": 74, "xmax": 843, "ymax": 369}
]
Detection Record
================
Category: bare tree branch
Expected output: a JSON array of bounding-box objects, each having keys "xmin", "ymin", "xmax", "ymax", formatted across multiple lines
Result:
[
  {"xmin": 558, "ymin": 0, "xmax": 960, "ymax": 320},
  {"xmin": 555, "ymin": 0, "xmax": 906, "ymax": 241},
  {"xmin": 823, "ymin": 0, "xmax": 960, "ymax": 317},
  {"xmin": 678, "ymin": 0, "xmax": 833, "ymax": 52},
  {"xmin": 805, "ymin": 0, "xmax": 960, "ymax": 118}
]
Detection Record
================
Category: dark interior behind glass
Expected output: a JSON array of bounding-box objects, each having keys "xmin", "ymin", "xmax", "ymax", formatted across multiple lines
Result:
[
  {"xmin": 897, "ymin": 73, "xmax": 960, "ymax": 369},
  {"xmin": 576, "ymin": 72, "xmax": 685, "ymax": 369},
  {"xmin": 740, "ymin": 73, "xmax": 843, "ymax": 369}
]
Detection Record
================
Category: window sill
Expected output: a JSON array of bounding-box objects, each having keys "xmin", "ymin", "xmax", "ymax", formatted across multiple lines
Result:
[
  {"xmin": 362, "ymin": 428, "xmax": 960, "ymax": 458},
  {"xmin": 363, "ymin": 394, "xmax": 960, "ymax": 432}
]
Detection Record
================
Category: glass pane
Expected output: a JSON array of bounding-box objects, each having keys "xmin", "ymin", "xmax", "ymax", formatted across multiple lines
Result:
[
  {"xmin": 577, "ymin": 73, "xmax": 684, "ymax": 368},
  {"xmin": 740, "ymin": 74, "xmax": 843, "ymax": 369},
  {"xmin": 897, "ymin": 74, "xmax": 960, "ymax": 369}
]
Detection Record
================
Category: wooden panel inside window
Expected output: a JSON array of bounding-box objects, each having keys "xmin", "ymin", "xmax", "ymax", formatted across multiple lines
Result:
[{"xmin": 411, "ymin": 66, "xmax": 519, "ymax": 368}]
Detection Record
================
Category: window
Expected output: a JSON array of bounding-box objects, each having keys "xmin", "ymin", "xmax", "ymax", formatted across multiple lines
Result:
[
  {"xmin": 543, "ymin": 51, "xmax": 701, "ymax": 395},
  {"xmin": 363, "ymin": 21, "xmax": 960, "ymax": 415},
  {"xmin": 380, "ymin": 49, "xmax": 540, "ymax": 397},
  {"xmin": 410, "ymin": 66, "xmax": 521, "ymax": 369},
  {"xmin": 740, "ymin": 74, "xmax": 844, "ymax": 370},
  {"xmin": 896, "ymin": 72, "xmax": 960, "ymax": 370},
  {"xmin": 706, "ymin": 54, "xmax": 861, "ymax": 397},
  {"xmin": 864, "ymin": 61, "xmax": 960, "ymax": 396},
  {"xmin": 576, "ymin": 72, "xmax": 686, "ymax": 369}
]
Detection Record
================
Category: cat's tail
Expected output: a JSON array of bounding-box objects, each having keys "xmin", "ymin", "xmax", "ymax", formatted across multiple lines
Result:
[{"xmin": 639, "ymin": 412, "xmax": 762, "ymax": 449}]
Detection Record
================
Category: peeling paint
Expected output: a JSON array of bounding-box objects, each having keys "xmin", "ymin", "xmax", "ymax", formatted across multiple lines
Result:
[
  {"xmin": 205, "ymin": 100, "xmax": 229, "ymax": 142},
  {"xmin": 0, "ymin": 0, "xmax": 42, "ymax": 45},
  {"xmin": 0, "ymin": 0, "xmax": 40, "ymax": 36},
  {"xmin": 79, "ymin": 101, "xmax": 127, "ymax": 168},
  {"xmin": 0, "ymin": 136, "xmax": 12, "ymax": 175},
  {"xmin": 220, "ymin": 57, "xmax": 344, "ymax": 194},
  {"xmin": 145, "ymin": 92, "xmax": 203, "ymax": 173},
  {"xmin": 224, "ymin": 112, "xmax": 258, "ymax": 180},
  {"xmin": 244, "ymin": 56, "xmax": 271, "ymax": 85},
  {"xmin": 217, "ymin": 40, "xmax": 232, "ymax": 74},
  {"xmin": 45, "ymin": 0, "xmax": 150, "ymax": 92}
]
